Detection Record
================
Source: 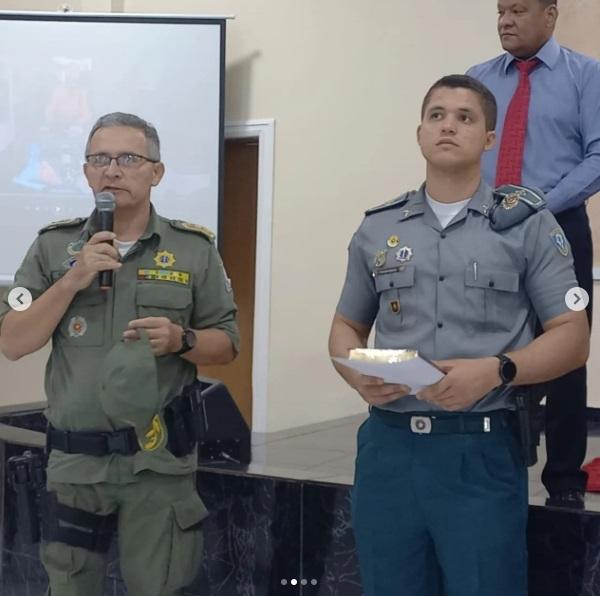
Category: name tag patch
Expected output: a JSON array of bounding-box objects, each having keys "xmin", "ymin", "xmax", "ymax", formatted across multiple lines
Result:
[{"xmin": 137, "ymin": 269, "xmax": 190, "ymax": 285}]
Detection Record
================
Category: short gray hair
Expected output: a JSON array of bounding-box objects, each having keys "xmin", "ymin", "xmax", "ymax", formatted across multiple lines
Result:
[{"xmin": 85, "ymin": 112, "xmax": 161, "ymax": 160}]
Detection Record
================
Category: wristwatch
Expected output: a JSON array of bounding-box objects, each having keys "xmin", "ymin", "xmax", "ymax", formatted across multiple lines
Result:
[
  {"xmin": 175, "ymin": 327, "xmax": 197, "ymax": 355},
  {"xmin": 495, "ymin": 354, "xmax": 517, "ymax": 386}
]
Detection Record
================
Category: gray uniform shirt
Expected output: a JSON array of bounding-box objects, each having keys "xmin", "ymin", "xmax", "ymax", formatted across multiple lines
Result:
[{"xmin": 337, "ymin": 182, "xmax": 578, "ymax": 413}]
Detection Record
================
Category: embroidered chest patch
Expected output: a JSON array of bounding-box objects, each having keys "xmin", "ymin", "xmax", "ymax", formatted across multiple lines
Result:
[{"xmin": 137, "ymin": 269, "xmax": 190, "ymax": 285}]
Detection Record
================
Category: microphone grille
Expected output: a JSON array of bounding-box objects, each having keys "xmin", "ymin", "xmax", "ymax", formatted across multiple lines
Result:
[{"xmin": 95, "ymin": 191, "xmax": 116, "ymax": 212}]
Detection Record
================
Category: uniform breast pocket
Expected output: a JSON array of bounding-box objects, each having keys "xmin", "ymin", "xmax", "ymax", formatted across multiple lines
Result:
[
  {"xmin": 373, "ymin": 266, "xmax": 416, "ymax": 327},
  {"xmin": 57, "ymin": 291, "xmax": 107, "ymax": 347},
  {"xmin": 464, "ymin": 265, "xmax": 520, "ymax": 331},
  {"xmin": 135, "ymin": 283, "xmax": 193, "ymax": 326}
]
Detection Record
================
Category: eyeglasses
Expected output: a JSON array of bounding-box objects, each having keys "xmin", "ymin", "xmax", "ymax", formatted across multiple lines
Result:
[{"xmin": 85, "ymin": 153, "xmax": 159, "ymax": 169}]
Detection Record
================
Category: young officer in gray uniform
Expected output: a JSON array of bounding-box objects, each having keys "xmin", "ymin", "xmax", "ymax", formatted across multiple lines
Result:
[
  {"xmin": 329, "ymin": 76, "xmax": 589, "ymax": 596},
  {"xmin": 0, "ymin": 113, "xmax": 239, "ymax": 596}
]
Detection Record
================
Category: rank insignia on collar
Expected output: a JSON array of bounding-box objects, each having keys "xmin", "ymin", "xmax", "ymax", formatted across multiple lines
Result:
[
  {"xmin": 374, "ymin": 250, "xmax": 387, "ymax": 268},
  {"xmin": 139, "ymin": 414, "xmax": 166, "ymax": 452},
  {"xmin": 387, "ymin": 235, "xmax": 399, "ymax": 248},
  {"xmin": 154, "ymin": 250, "xmax": 176, "ymax": 269},
  {"xmin": 68, "ymin": 316, "xmax": 87, "ymax": 338},
  {"xmin": 550, "ymin": 227, "xmax": 569, "ymax": 257},
  {"xmin": 501, "ymin": 192, "xmax": 521, "ymax": 210},
  {"xmin": 395, "ymin": 246, "xmax": 413, "ymax": 263}
]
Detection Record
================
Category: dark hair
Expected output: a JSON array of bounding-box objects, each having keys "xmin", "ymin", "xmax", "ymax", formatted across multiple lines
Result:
[
  {"xmin": 421, "ymin": 75, "xmax": 497, "ymax": 131},
  {"xmin": 85, "ymin": 112, "xmax": 161, "ymax": 160},
  {"xmin": 539, "ymin": 0, "xmax": 557, "ymax": 6}
]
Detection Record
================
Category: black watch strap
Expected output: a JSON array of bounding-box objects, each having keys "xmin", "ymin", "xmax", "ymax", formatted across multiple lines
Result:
[
  {"xmin": 175, "ymin": 328, "xmax": 196, "ymax": 356},
  {"xmin": 495, "ymin": 353, "xmax": 517, "ymax": 385}
]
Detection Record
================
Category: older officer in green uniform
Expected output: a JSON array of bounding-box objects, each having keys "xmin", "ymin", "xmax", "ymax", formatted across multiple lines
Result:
[
  {"xmin": 329, "ymin": 76, "xmax": 589, "ymax": 596},
  {"xmin": 0, "ymin": 112, "xmax": 239, "ymax": 596}
]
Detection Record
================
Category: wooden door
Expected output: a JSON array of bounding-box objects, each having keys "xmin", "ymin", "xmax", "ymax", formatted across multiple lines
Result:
[{"xmin": 199, "ymin": 138, "xmax": 258, "ymax": 428}]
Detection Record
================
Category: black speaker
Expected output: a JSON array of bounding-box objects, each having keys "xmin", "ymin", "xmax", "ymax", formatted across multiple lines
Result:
[{"xmin": 195, "ymin": 376, "xmax": 251, "ymax": 465}]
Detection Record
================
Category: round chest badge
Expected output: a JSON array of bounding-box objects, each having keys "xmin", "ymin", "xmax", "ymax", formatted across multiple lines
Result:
[
  {"xmin": 395, "ymin": 246, "xmax": 413, "ymax": 263},
  {"xmin": 154, "ymin": 250, "xmax": 176, "ymax": 269},
  {"xmin": 374, "ymin": 250, "xmax": 387, "ymax": 268},
  {"xmin": 68, "ymin": 316, "xmax": 87, "ymax": 338},
  {"xmin": 67, "ymin": 240, "xmax": 84, "ymax": 256},
  {"xmin": 387, "ymin": 235, "xmax": 400, "ymax": 248}
]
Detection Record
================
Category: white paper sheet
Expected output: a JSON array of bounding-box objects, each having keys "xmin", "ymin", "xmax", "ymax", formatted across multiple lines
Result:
[{"xmin": 332, "ymin": 356, "xmax": 445, "ymax": 393}]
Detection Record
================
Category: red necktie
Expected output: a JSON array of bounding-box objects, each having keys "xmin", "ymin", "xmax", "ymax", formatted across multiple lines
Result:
[{"xmin": 495, "ymin": 58, "xmax": 540, "ymax": 186}]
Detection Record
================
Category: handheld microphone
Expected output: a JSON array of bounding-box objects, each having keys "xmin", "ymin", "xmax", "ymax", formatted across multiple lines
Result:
[{"xmin": 94, "ymin": 191, "xmax": 116, "ymax": 290}]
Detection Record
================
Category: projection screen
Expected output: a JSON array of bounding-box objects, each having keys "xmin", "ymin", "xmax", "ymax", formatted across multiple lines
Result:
[{"xmin": 0, "ymin": 12, "xmax": 226, "ymax": 282}]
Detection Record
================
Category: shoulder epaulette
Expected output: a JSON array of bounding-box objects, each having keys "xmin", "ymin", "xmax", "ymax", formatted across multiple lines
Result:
[
  {"xmin": 489, "ymin": 185, "xmax": 546, "ymax": 231},
  {"xmin": 38, "ymin": 217, "xmax": 86, "ymax": 235},
  {"xmin": 365, "ymin": 191, "xmax": 415, "ymax": 216},
  {"xmin": 169, "ymin": 219, "xmax": 215, "ymax": 242}
]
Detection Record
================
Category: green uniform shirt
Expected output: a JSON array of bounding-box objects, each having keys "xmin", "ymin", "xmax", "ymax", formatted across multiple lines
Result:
[
  {"xmin": 336, "ymin": 182, "xmax": 578, "ymax": 413},
  {"xmin": 0, "ymin": 206, "xmax": 239, "ymax": 483}
]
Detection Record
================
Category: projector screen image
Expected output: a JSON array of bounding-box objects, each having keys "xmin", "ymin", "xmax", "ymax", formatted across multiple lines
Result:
[{"xmin": 0, "ymin": 14, "xmax": 225, "ymax": 282}]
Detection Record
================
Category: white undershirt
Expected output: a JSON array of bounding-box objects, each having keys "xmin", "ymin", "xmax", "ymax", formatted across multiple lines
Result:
[
  {"xmin": 114, "ymin": 239, "xmax": 136, "ymax": 258},
  {"xmin": 425, "ymin": 192, "xmax": 471, "ymax": 228}
]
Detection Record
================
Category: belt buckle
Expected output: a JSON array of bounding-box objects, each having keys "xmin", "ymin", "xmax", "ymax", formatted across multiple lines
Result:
[
  {"xmin": 410, "ymin": 416, "xmax": 432, "ymax": 434},
  {"xmin": 105, "ymin": 431, "xmax": 133, "ymax": 455}
]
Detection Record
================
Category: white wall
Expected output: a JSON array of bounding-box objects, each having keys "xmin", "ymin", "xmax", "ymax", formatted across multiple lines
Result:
[{"xmin": 1, "ymin": 0, "xmax": 598, "ymax": 431}]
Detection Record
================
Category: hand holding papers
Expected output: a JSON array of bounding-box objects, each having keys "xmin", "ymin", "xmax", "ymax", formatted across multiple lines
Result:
[{"xmin": 333, "ymin": 348, "xmax": 445, "ymax": 393}]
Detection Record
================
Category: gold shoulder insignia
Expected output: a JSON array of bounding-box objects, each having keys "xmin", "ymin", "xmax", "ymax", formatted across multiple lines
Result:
[
  {"xmin": 38, "ymin": 217, "xmax": 86, "ymax": 235},
  {"xmin": 169, "ymin": 220, "xmax": 215, "ymax": 242}
]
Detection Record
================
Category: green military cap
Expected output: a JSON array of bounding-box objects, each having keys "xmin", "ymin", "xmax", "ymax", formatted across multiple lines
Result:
[{"xmin": 99, "ymin": 331, "xmax": 168, "ymax": 453}]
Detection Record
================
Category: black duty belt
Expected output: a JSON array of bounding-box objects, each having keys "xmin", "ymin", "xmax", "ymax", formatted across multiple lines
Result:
[
  {"xmin": 47, "ymin": 426, "xmax": 140, "ymax": 456},
  {"xmin": 47, "ymin": 381, "xmax": 204, "ymax": 458},
  {"xmin": 371, "ymin": 407, "xmax": 515, "ymax": 435}
]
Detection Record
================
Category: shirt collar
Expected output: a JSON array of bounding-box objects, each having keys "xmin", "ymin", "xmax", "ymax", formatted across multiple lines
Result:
[
  {"xmin": 502, "ymin": 36, "xmax": 560, "ymax": 74},
  {"xmin": 411, "ymin": 181, "xmax": 493, "ymax": 228},
  {"xmin": 404, "ymin": 184, "xmax": 474, "ymax": 230},
  {"xmin": 81, "ymin": 203, "xmax": 162, "ymax": 243},
  {"xmin": 408, "ymin": 181, "xmax": 492, "ymax": 218},
  {"xmin": 396, "ymin": 186, "xmax": 427, "ymax": 222},
  {"xmin": 466, "ymin": 180, "xmax": 495, "ymax": 217}
]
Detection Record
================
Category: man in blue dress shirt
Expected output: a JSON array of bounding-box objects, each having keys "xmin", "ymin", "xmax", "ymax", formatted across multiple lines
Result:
[{"xmin": 468, "ymin": 0, "xmax": 600, "ymax": 507}]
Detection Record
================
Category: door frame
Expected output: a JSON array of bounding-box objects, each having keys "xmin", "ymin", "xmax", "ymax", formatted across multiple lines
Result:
[{"xmin": 224, "ymin": 119, "xmax": 274, "ymax": 433}]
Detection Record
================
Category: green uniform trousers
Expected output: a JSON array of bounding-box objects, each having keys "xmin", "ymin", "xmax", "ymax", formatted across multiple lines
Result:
[
  {"xmin": 352, "ymin": 411, "xmax": 528, "ymax": 596},
  {"xmin": 41, "ymin": 471, "xmax": 207, "ymax": 596}
]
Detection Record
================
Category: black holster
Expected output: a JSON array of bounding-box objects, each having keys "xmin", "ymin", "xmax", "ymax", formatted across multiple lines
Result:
[
  {"xmin": 7, "ymin": 450, "xmax": 46, "ymax": 543},
  {"xmin": 164, "ymin": 379, "xmax": 205, "ymax": 458},
  {"xmin": 41, "ymin": 492, "xmax": 116, "ymax": 553},
  {"xmin": 514, "ymin": 385, "xmax": 544, "ymax": 467}
]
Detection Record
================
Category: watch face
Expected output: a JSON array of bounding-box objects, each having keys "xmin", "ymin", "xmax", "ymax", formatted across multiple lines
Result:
[
  {"xmin": 501, "ymin": 358, "xmax": 517, "ymax": 382},
  {"xmin": 184, "ymin": 328, "xmax": 197, "ymax": 350}
]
